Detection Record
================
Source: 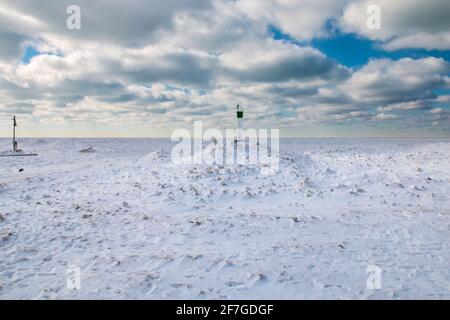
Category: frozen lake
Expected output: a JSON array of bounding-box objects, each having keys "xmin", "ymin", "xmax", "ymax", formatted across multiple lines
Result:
[{"xmin": 0, "ymin": 138, "xmax": 449, "ymax": 299}]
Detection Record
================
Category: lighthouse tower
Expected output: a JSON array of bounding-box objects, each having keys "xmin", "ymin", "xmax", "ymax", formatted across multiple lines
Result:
[{"xmin": 235, "ymin": 104, "xmax": 244, "ymax": 142}]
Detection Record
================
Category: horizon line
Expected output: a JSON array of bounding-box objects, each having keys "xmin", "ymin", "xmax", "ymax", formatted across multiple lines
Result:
[{"xmin": 1, "ymin": 136, "xmax": 449, "ymax": 140}]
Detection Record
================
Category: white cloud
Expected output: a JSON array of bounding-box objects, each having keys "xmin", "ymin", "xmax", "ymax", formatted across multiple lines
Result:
[
  {"xmin": 0, "ymin": 0, "xmax": 449, "ymax": 136},
  {"xmin": 382, "ymin": 32, "xmax": 450, "ymax": 51},
  {"xmin": 430, "ymin": 108, "xmax": 445, "ymax": 114},
  {"xmin": 339, "ymin": 0, "xmax": 450, "ymax": 50},
  {"xmin": 237, "ymin": 0, "xmax": 349, "ymax": 40},
  {"xmin": 372, "ymin": 113, "xmax": 400, "ymax": 121},
  {"xmin": 341, "ymin": 57, "xmax": 450, "ymax": 104},
  {"xmin": 219, "ymin": 38, "xmax": 350, "ymax": 82}
]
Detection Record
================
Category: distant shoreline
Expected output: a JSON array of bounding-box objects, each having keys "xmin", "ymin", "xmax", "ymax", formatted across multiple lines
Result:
[{"xmin": 0, "ymin": 137, "xmax": 449, "ymax": 140}]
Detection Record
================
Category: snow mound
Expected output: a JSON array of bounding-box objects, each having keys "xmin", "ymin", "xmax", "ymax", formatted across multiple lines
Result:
[
  {"xmin": 79, "ymin": 146, "xmax": 97, "ymax": 153},
  {"xmin": 1, "ymin": 138, "xmax": 449, "ymax": 299},
  {"xmin": 34, "ymin": 139, "xmax": 49, "ymax": 144},
  {"xmin": 139, "ymin": 149, "xmax": 170, "ymax": 164}
]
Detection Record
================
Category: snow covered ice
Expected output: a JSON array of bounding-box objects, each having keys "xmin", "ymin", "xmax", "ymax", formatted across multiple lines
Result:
[{"xmin": 0, "ymin": 138, "xmax": 449, "ymax": 299}]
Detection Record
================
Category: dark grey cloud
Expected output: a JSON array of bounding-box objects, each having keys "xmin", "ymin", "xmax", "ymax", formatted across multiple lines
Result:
[
  {"xmin": 123, "ymin": 52, "xmax": 216, "ymax": 86},
  {"xmin": 264, "ymin": 85, "xmax": 318, "ymax": 97},
  {"xmin": 4, "ymin": 0, "xmax": 212, "ymax": 46},
  {"xmin": 3, "ymin": 102, "xmax": 34, "ymax": 114},
  {"xmin": 224, "ymin": 53, "xmax": 350, "ymax": 83},
  {"xmin": 0, "ymin": 31, "xmax": 26, "ymax": 59}
]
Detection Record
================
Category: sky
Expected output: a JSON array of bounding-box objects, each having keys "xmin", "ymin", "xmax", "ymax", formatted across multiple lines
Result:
[{"xmin": 0, "ymin": 0, "xmax": 449, "ymax": 138}]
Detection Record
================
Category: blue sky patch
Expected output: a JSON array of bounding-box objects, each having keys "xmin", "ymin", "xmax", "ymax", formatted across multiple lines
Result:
[
  {"xmin": 21, "ymin": 46, "xmax": 41, "ymax": 64},
  {"xmin": 269, "ymin": 25, "xmax": 450, "ymax": 69}
]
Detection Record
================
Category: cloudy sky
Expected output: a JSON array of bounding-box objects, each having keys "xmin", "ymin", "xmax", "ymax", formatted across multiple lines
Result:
[{"xmin": 0, "ymin": 0, "xmax": 449, "ymax": 137}]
